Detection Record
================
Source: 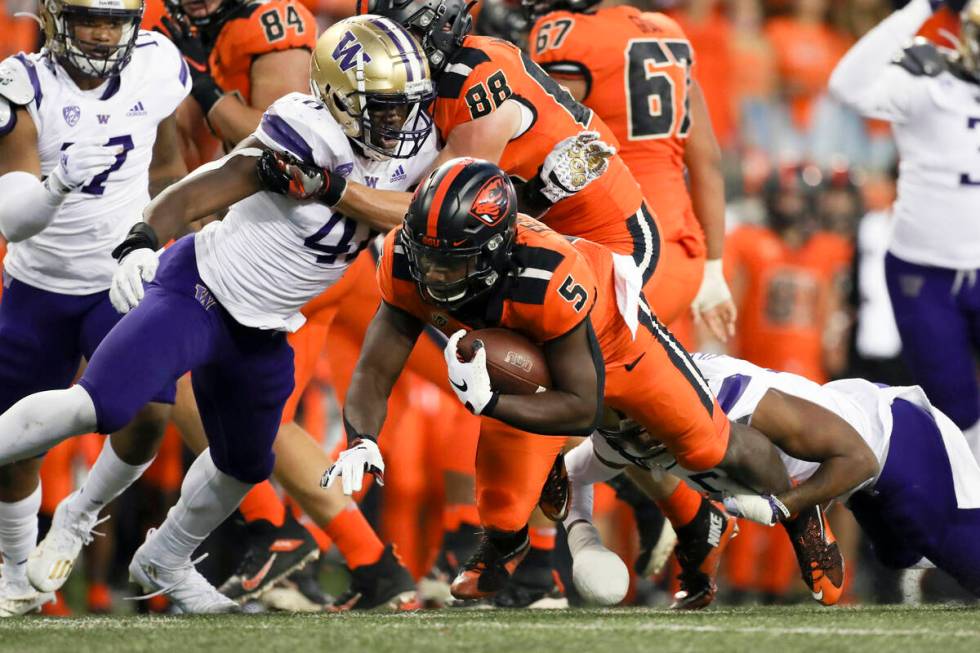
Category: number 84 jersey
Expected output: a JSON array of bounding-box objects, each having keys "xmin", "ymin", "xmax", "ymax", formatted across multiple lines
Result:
[
  {"xmin": 194, "ymin": 92, "xmax": 438, "ymax": 332},
  {"xmin": 0, "ymin": 31, "xmax": 190, "ymax": 295}
]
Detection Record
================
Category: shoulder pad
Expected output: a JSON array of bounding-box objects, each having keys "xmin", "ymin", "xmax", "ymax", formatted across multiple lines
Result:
[
  {"xmin": 893, "ymin": 38, "xmax": 949, "ymax": 77},
  {"xmin": 0, "ymin": 56, "xmax": 36, "ymax": 107}
]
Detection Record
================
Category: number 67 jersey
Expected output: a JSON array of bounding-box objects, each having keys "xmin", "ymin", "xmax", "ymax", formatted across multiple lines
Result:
[
  {"xmin": 0, "ymin": 30, "xmax": 190, "ymax": 295},
  {"xmin": 193, "ymin": 92, "xmax": 438, "ymax": 332}
]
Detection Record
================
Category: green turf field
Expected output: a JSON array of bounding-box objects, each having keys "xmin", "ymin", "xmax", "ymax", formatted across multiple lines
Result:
[{"xmin": 2, "ymin": 605, "xmax": 978, "ymax": 653}]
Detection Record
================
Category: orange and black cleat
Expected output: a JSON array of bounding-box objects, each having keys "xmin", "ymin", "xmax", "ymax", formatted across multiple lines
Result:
[
  {"xmin": 450, "ymin": 527, "xmax": 530, "ymax": 600},
  {"xmin": 670, "ymin": 498, "xmax": 738, "ymax": 610},
  {"xmin": 538, "ymin": 454, "xmax": 571, "ymax": 522},
  {"xmin": 784, "ymin": 504, "xmax": 844, "ymax": 606}
]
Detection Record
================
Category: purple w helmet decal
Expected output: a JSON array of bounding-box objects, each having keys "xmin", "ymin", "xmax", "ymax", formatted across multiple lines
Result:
[{"xmin": 332, "ymin": 31, "xmax": 372, "ymax": 72}]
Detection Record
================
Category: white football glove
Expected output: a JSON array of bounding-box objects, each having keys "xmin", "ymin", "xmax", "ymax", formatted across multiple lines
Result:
[
  {"xmin": 321, "ymin": 438, "xmax": 385, "ymax": 496},
  {"xmin": 692, "ymin": 259, "xmax": 737, "ymax": 342},
  {"xmin": 444, "ymin": 329, "xmax": 497, "ymax": 415},
  {"xmin": 722, "ymin": 492, "xmax": 790, "ymax": 526},
  {"xmin": 45, "ymin": 140, "xmax": 121, "ymax": 195},
  {"xmin": 539, "ymin": 130, "xmax": 616, "ymax": 204},
  {"xmin": 109, "ymin": 248, "xmax": 159, "ymax": 314}
]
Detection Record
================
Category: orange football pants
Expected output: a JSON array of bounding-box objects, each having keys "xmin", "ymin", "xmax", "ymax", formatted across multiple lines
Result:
[
  {"xmin": 475, "ymin": 312, "xmax": 730, "ymax": 532},
  {"xmin": 644, "ymin": 236, "xmax": 705, "ymax": 327}
]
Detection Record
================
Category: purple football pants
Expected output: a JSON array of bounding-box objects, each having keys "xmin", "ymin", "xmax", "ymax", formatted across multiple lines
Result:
[
  {"xmin": 0, "ymin": 272, "xmax": 175, "ymax": 415},
  {"xmin": 78, "ymin": 236, "xmax": 295, "ymax": 483},
  {"xmin": 849, "ymin": 398, "xmax": 980, "ymax": 595},
  {"xmin": 885, "ymin": 252, "xmax": 980, "ymax": 431}
]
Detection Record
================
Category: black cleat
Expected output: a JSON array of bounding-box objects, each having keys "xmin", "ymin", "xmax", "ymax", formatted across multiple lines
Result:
[
  {"xmin": 329, "ymin": 544, "xmax": 420, "ymax": 611},
  {"xmin": 539, "ymin": 454, "xmax": 570, "ymax": 522},
  {"xmin": 450, "ymin": 527, "xmax": 530, "ymax": 600},
  {"xmin": 218, "ymin": 513, "xmax": 319, "ymax": 603},
  {"xmin": 493, "ymin": 546, "xmax": 567, "ymax": 609},
  {"xmin": 670, "ymin": 499, "xmax": 737, "ymax": 610}
]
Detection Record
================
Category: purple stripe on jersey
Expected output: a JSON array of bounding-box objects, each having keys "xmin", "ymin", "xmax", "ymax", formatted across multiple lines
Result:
[
  {"xmin": 100, "ymin": 75, "xmax": 121, "ymax": 101},
  {"xmin": 369, "ymin": 18, "xmax": 415, "ymax": 82},
  {"xmin": 178, "ymin": 57, "xmax": 189, "ymax": 87},
  {"xmin": 717, "ymin": 374, "xmax": 751, "ymax": 414},
  {"xmin": 13, "ymin": 54, "xmax": 41, "ymax": 108},
  {"xmin": 260, "ymin": 112, "xmax": 314, "ymax": 163}
]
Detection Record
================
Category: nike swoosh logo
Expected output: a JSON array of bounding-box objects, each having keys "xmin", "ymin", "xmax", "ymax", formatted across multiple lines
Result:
[
  {"xmin": 241, "ymin": 553, "xmax": 277, "ymax": 592},
  {"xmin": 450, "ymin": 378, "xmax": 468, "ymax": 392},
  {"xmin": 624, "ymin": 353, "xmax": 646, "ymax": 372}
]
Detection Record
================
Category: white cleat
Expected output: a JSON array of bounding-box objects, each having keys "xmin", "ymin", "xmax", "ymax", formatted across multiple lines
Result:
[
  {"xmin": 0, "ymin": 576, "xmax": 55, "ymax": 617},
  {"xmin": 129, "ymin": 532, "xmax": 241, "ymax": 615},
  {"xmin": 28, "ymin": 491, "xmax": 108, "ymax": 593}
]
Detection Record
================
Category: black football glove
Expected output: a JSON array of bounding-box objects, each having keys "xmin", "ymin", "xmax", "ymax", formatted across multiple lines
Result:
[
  {"xmin": 255, "ymin": 150, "xmax": 348, "ymax": 206},
  {"xmin": 159, "ymin": 14, "xmax": 223, "ymax": 114}
]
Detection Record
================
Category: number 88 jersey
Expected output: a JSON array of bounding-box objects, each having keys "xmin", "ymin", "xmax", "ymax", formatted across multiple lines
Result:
[{"xmin": 529, "ymin": 7, "xmax": 697, "ymax": 245}]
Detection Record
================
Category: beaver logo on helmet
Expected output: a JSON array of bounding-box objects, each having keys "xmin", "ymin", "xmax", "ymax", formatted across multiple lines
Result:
[{"xmin": 469, "ymin": 175, "xmax": 511, "ymax": 227}]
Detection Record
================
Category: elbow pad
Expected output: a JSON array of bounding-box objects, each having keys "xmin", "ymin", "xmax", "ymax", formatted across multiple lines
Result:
[{"xmin": 0, "ymin": 171, "xmax": 65, "ymax": 242}]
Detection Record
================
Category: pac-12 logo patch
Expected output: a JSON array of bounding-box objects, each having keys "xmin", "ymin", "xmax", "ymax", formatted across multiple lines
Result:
[
  {"xmin": 62, "ymin": 105, "xmax": 80, "ymax": 126},
  {"xmin": 332, "ymin": 31, "xmax": 372, "ymax": 72},
  {"xmin": 469, "ymin": 175, "xmax": 511, "ymax": 226}
]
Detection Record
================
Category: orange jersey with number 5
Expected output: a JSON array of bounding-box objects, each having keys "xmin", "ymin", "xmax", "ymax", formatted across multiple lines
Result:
[
  {"xmin": 433, "ymin": 35, "xmax": 654, "ymax": 265},
  {"xmin": 529, "ymin": 7, "xmax": 700, "ymax": 246}
]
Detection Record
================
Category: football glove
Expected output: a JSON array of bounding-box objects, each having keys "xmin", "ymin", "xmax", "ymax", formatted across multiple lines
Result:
[
  {"xmin": 691, "ymin": 259, "xmax": 737, "ymax": 342},
  {"xmin": 444, "ymin": 330, "xmax": 498, "ymax": 416},
  {"xmin": 109, "ymin": 247, "xmax": 159, "ymax": 314},
  {"xmin": 539, "ymin": 131, "xmax": 616, "ymax": 204},
  {"xmin": 322, "ymin": 438, "xmax": 385, "ymax": 496},
  {"xmin": 255, "ymin": 150, "xmax": 348, "ymax": 206},
  {"xmin": 45, "ymin": 140, "xmax": 121, "ymax": 196},
  {"xmin": 722, "ymin": 492, "xmax": 790, "ymax": 527},
  {"xmin": 159, "ymin": 15, "xmax": 223, "ymax": 114}
]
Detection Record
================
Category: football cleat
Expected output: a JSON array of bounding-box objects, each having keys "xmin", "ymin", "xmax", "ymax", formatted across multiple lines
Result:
[
  {"xmin": 129, "ymin": 530, "xmax": 241, "ymax": 615},
  {"xmin": 329, "ymin": 544, "xmax": 420, "ymax": 611},
  {"xmin": 28, "ymin": 490, "xmax": 108, "ymax": 593},
  {"xmin": 670, "ymin": 498, "xmax": 737, "ymax": 610},
  {"xmin": 783, "ymin": 504, "xmax": 845, "ymax": 606},
  {"xmin": 419, "ymin": 523, "xmax": 481, "ymax": 608},
  {"xmin": 493, "ymin": 547, "xmax": 567, "ymax": 609},
  {"xmin": 450, "ymin": 527, "xmax": 530, "ymax": 600},
  {"xmin": 217, "ymin": 513, "xmax": 319, "ymax": 603},
  {"xmin": 0, "ymin": 575, "xmax": 55, "ymax": 617},
  {"xmin": 538, "ymin": 454, "xmax": 571, "ymax": 522}
]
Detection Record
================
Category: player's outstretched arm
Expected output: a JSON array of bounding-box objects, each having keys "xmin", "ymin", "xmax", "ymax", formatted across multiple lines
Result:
[
  {"xmin": 460, "ymin": 318, "xmax": 602, "ymax": 435},
  {"xmin": 325, "ymin": 302, "xmax": 424, "ymax": 495},
  {"xmin": 148, "ymin": 112, "xmax": 189, "ymax": 199},
  {"xmin": 750, "ymin": 388, "xmax": 879, "ymax": 515},
  {"xmin": 685, "ymin": 81, "xmax": 736, "ymax": 342}
]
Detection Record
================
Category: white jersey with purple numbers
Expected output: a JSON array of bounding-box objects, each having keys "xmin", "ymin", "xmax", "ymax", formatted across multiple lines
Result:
[
  {"xmin": 194, "ymin": 92, "xmax": 438, "ymax": 332},
  {"xmin": 690, "ymin": 352, "xmax": 980, "ymax": 506},
  {"xmin": 1, "ymin": 31, "xmax": 190, "ymax": 294},
  {"xmin": 829, "ymin": 0, "xmax": 980, "ymax": 269}
]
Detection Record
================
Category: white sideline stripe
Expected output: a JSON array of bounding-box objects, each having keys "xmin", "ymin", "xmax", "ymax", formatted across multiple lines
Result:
[{"xmin": 5, "ymin": 617, "xmax": 980, "ymax": 639}]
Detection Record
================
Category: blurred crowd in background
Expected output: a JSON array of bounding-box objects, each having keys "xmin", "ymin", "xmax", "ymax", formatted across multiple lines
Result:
[{"xmin": 0, "ymin": 0, "xmax": 969, "ymax": 614}]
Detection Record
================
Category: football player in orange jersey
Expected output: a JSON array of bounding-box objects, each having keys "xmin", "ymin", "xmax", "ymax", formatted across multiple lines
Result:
[
  {"xmin": 525, "ymin": 0, "xmax": 736, "ymax": 339},
  {"xmin": 323, "ymin": 158, "xmax": 796, "ymax": 601}
]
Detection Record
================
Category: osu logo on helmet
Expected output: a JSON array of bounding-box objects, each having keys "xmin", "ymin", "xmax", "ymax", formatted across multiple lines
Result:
[{"xmin": 469, "ymin": 175, "xmax": 511, "ymax": 226}]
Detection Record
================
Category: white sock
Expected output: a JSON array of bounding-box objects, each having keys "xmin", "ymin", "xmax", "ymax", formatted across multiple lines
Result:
[
  {"xmin": 564, "ymin": 438, "xmax": 624, "ymax": 529},
  {"xmin": 67, "ymin": 438, "xmax": 154, "ymax": 520},
  {"xmin": 0, "ymin": 485, "xmax": 41, "ymax": 585},
  {"xmin": 144, "ymin": 449, "xmax": 251, "ymax": 569},
  {"xmin": 0, "ymin": 386, "xmax": 97, "ymax": 466}
]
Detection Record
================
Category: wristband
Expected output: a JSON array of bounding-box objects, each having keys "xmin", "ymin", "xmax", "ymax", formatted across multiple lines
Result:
[
  {"xmin": 342, "ymin": 413, "xmax": 377, "ymax": 446},
  {"xmin": 480, "ymin": 391, "xmax": 501, "ymax": 417},
  {"xmin": 191, "ymin": 74, "xmax": 224, "ymax": 116},
  {"xmin": 111, "ymin": 222, "xmax": 160, "ymax": 262}
]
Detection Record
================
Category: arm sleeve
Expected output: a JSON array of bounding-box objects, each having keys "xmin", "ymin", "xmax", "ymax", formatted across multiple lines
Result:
[
  {"xmin": 0, "ymin": 171, "xmax": 64, "ymax": 242},
  {"xmin": 827, "ymin": 0, "xmax": 933, "ymax": 122}
]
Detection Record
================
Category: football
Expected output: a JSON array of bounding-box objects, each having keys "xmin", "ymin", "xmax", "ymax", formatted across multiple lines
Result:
[{"xmin": 458, "ymin": 329, "xmax": 551, "ymax": 395}]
